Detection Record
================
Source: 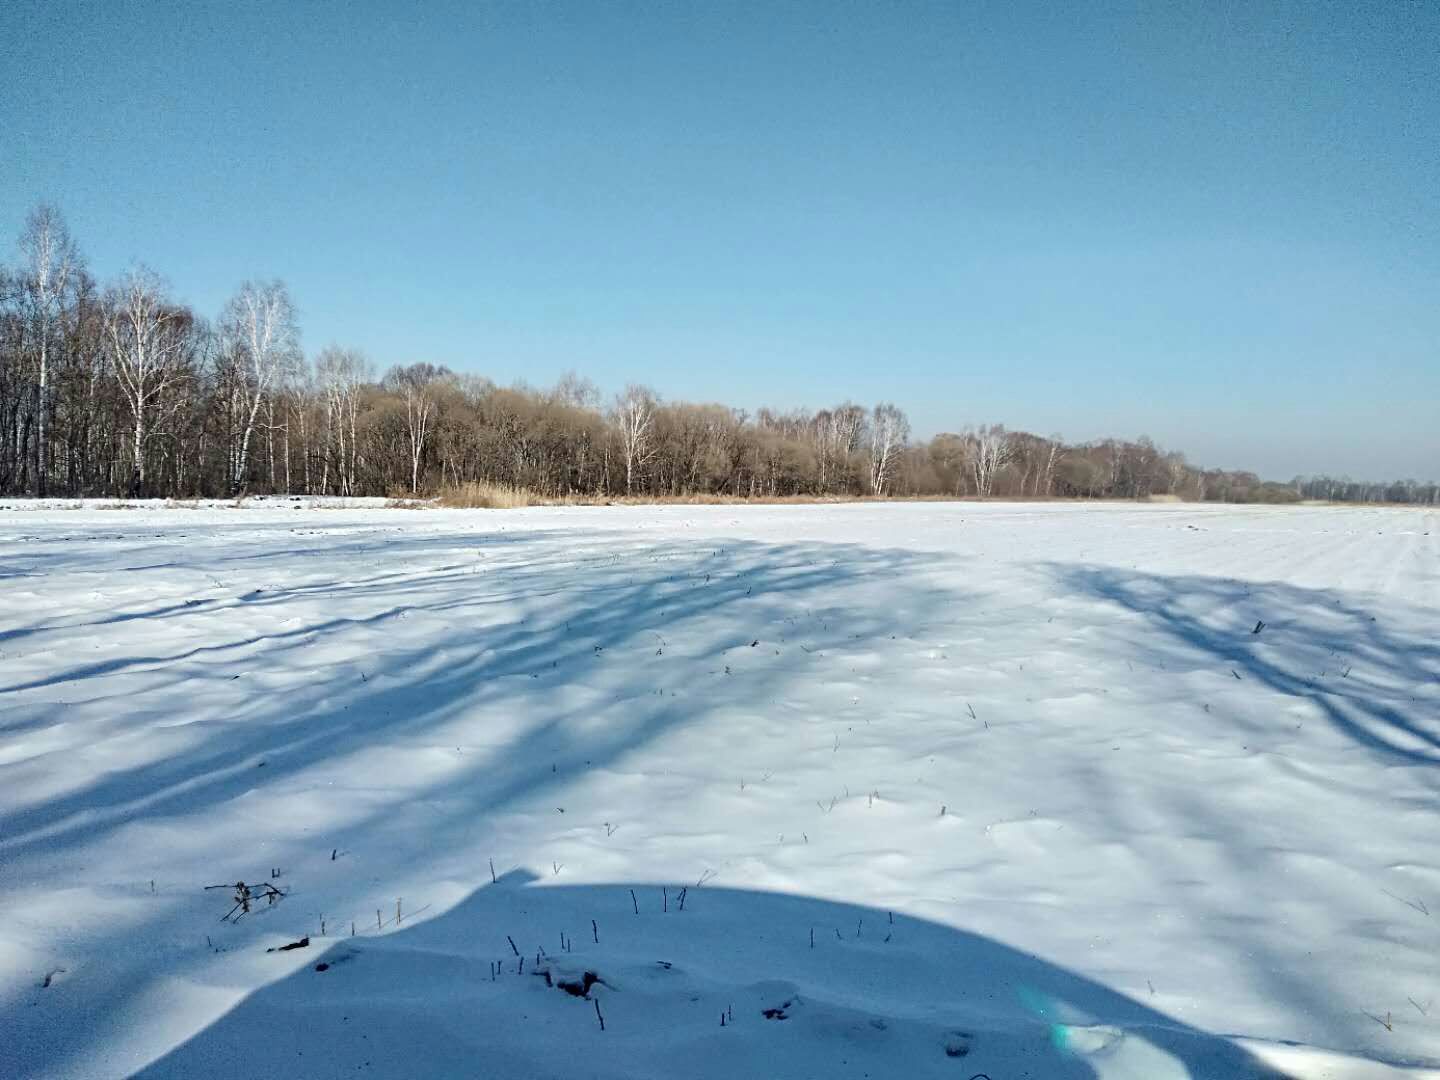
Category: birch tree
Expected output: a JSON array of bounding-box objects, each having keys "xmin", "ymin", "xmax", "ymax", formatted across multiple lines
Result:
[
  {"xmin": 968, "ymin": 424, "xmax": 1013, "ymax": 497},
  {"xmin": 221, "ymin": 280, "xmax": 298, "ymax": 494},
  {"xmin": 1039, "ymin": 434, "xmax": 1062, "ymax": 496},
  {"xmin": 613, "ymin": 384, "xmax": 657, "ymax": 495},
  {"xmin": 813, "ymin": 402, "xmax": 865, "ymax": 493},
  {"xmin": 317, "ymin": 346, "xmax": 368, "ymax": 494},
  {"xmin": 19, "ymin": 204, "xmax": 81, "ymax": 495},
  {"xmin": 387, "ymin": 362, "xmax": 446, "ymax": 494},
  {"xmin": 105, "ymin": 268, "xmax": 189, "ymax": 493},
  {"xmin": 867, "ymin": 402, "xmax": 909, "ymax": 495}
]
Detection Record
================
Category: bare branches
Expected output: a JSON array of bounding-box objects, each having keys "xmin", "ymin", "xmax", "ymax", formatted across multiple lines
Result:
[
  {"xmin": 105, "ymin": 267, "xmax": 192, "ymax": 493},
  {"xmin": 220, "ymin": 280, "xmax": 299, "ymax": 494},
  {"xmin": 967, "ymin": 424, "xmax": 1013, "ymax": 498},
  {"xmin": 867, "ymin": 403, "xmax": 909, "ymax": 496},
  {"xmin": 612, "ymin": 384, "xmax": 658, "ymax": 495},
  {"xmin": 18, "ymin": 204, "xmax": 82, "ymax": 495},
  {"xmin": 204, "ymin": 880, "xmax": 287, "ymax": 922}
]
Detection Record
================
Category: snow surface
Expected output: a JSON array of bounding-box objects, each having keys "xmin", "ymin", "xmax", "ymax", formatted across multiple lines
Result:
[{"xmin": 1, "ymin": 499, "xmax": 1438, "ymax": 1079}]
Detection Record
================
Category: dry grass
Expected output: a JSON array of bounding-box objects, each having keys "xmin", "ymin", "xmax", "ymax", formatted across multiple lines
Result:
[
  {"xmin": 601, "ymin": 493, "xmax": 863, "ymax": 505},
  {"xmin": 436, "ymin": 481, "xmax": 541, "ymax": 509},
  {"xmin": 429, "ymin": 487, "xmax": 1125, "ymax": 509},
  {"xmin": 436, "ymin": 488, "xmax": 912, "ymax": 508}
]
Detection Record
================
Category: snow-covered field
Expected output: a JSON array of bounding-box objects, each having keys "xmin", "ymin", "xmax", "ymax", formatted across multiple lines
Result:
[{"xmin": 1, "ymin": 499, "xmax": 1437, "ymax": 1079}]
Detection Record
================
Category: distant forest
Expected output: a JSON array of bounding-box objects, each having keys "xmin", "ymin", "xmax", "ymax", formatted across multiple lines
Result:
[{"xmin": 2, "ymin": 205, "xmax": 1435, "ymax": 505}]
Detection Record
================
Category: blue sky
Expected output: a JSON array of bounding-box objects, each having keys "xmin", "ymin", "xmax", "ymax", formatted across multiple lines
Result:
[{"xmin": 3, "ymin": 1, "xmax": 1437, "ymax": 479}]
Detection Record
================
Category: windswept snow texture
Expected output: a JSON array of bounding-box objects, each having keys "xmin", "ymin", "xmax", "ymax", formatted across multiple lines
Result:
[{"xmin": 1, "ymin": 500, "xmax": 1438, "ymax": 1080}]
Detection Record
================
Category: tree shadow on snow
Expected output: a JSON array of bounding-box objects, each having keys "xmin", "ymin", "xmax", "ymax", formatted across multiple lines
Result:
[
  {"xmin": 0, "ymin": 525, "xmax": 609, "ymax": 647},
  {"xmin": 134, "ymin": 871, "xmax": 1293, "ymax": 1080},
  {"xmin": 1049, "ymin": 565, "xmax": 1440, "ymax": 771},
  {"xmin": 4, "ymin": 540, "xmax": 1387, "ymax": 1080},
  {"xmin": 1, "ymin": 531, "xmax": 980, "ymax": 1077},
  {"xmin": 0, "ymin": 532, "xmax": 886, "ymax": 854}
]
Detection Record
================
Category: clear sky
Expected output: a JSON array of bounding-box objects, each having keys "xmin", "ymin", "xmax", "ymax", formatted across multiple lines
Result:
[{"xmin": 3, "ymin": 1, "xmax": 1437, "ymax": 480}]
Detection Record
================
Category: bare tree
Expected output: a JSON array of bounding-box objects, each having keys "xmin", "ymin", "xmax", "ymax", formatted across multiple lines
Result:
[
  {"xmin": 1037, "ymin": 434, "xmax": 1062, "ymax": 496},
  {"xmin": 868, "ymin": 403, "xmax": 909, "ymax": 495},
  {"xmin": 1008, "ymin": 432, "xmax": 1062, "ymax": 496},
  {"xmin": 1164, "ymin": 450, "xmax": 1190, "ymax": 495},
  {"xmin": 613, "ymin": 384, "xmax": 658, "ymax": 495},
  {"xmin": 316, "ymin": 346, "xmax": 369, "ymax": 495},
  {"xmin": 105, "ymin": 268, "xmax": 190, "ymax": 493},
  {"xmin": 549, "ymin": 370, "xmax": 601, "ymax": 410},
  {"xmin": 927, "ymin": 432, "xmax": 970, "ymax": 495},
  {"xmin": 386, "ymin": 362, "xmax": 448, "ymax": 493},
  {"xmin": 968, "ymin": 424, "xmax": 1013, "ymax": 497},
  {"xmin": 221, "ymin": 280, "xmax": 299, "ymax": 494},
  {"xmin": 813, "ymin": 402, "xmax": 866, "ymax": 494},
  {"xmin": 18, "ymin": 204, "xmax": 81, "ymax": 495}
]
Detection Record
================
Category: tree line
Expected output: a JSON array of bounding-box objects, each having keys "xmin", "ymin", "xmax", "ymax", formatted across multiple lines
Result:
[{"xmin": 1, "ymin": 205, "xmax": 1435, "ymax": 505}]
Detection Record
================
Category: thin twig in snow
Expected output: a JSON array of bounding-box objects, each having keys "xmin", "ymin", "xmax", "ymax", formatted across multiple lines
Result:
[
  {"xmin": 1362, "ymin": 1010, "xmax": 1393, "ymax": 1032},
  {"xmin": 1381, "ymin": 889, "xmax": 1430, "ymax": 916}
]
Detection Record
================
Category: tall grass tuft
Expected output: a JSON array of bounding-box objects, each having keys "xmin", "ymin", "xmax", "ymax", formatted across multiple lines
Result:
[{"xmin": 437, "ymin": 480, "xmax": 539, "ymax": 509}]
